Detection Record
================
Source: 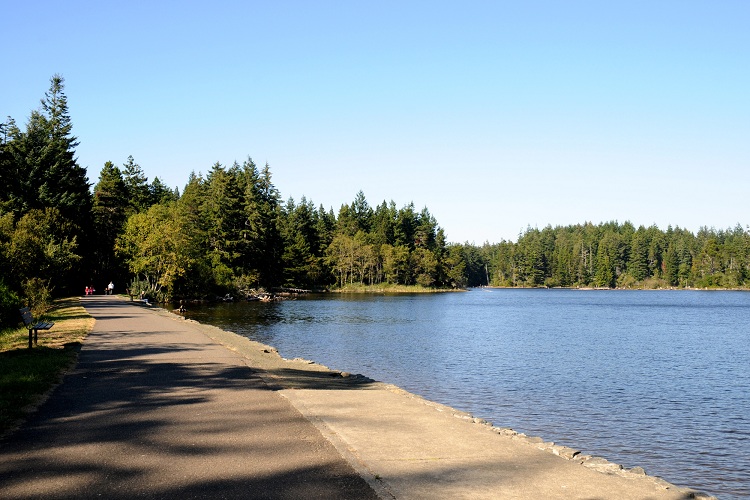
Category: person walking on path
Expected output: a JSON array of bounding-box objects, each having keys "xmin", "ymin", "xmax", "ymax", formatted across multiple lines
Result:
[{"xmin": 0, "ymin": 296, "xmax": 378, "ymax": 499}]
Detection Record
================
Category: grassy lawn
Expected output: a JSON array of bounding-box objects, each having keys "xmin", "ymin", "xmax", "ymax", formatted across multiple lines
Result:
[{"xmin": 0, "ymin": 298, "xmax": 94, "ymax": 435}]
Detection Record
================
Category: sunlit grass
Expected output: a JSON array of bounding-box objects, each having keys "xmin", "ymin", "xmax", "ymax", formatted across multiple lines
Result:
[
  {"xmin": 334, "ymin": 283, "xmax": 461, "ymax": 293},
  {"xmin": 0, "ymin": 298, "xmax": 94, "ymax": 435}
]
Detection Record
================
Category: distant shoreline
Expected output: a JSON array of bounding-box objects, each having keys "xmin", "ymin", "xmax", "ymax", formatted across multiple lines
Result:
[
  {"xmin": 482, "ymin": 285, "xmax": 750, "ymax": 291},
  {"xmin": 330, "ymin": 284, "xmax": 464, "ymax": 293}
]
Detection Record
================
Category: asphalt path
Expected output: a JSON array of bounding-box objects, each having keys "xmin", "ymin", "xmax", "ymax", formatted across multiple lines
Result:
[{"xmin": 0, "ymin": 295, "xmax": 378, "ymax": 499}]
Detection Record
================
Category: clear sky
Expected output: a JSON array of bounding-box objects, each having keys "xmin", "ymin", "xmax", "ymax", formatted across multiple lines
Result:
[{"xmin": 2, "ymin": 1, "xmax": 748, "ymax": 244}]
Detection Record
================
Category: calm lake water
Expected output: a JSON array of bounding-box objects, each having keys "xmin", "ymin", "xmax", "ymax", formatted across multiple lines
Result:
[{"xmin": 186, "ymin": 289, "xmax": 750, "ymax": 499}]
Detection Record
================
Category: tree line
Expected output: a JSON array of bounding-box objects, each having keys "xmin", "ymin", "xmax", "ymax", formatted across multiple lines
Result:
[
  {"xmin": 114, "ymin": 166, "xmax": 470, "ymax": 299},
  {"xmin": 2, "ymin": 76, "xmax": 749, "ymax": 324},
  {"xmin": 479, "ymin": 222, "xmax": 750, "ymax": 289}
]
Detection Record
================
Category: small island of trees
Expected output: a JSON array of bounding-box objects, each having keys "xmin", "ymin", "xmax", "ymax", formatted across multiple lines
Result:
[{"xmin": 2, "ymin": 76, "xmax": 750, "ymax": 324}]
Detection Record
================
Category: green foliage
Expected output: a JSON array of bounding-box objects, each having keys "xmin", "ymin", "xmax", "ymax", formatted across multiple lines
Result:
[
  {"xmin": 5, "ymin": 208, "xmax": 81, "ymax": 294},
  {"xmin": 483, "ymin": 222, "xmax": 750, "ymax": 289},
  {"xmin": 0, "ymin": 76, "xmax": 91, "ymax": 297},
  {"xmin": 92, "ymin": 161, "xmax": 129, "ymax": 284},
  {"xmin": 411, "ymin": 247, "xmax": 438, "ymax": 287},
  {"xmin": 116, "ymin": 203, "xmax": 196, "ymax": 301},
  {"xmin": 381, "ymin": 244, "xmax": 411, "ymax": 285},
  {"xmin": 0, "ymin": 280, "xmax": 20, "ymax": 328},
  {"xmin": 22, "ymin": 277, "xmax": 52, "ymax": 316},
  {"xmin": 122, "ymin": 155, "xmax": 151, "ymax": 213},
  {"xmin": 443, "ymin": 245, "xmax": 467, "ymax": 288}
]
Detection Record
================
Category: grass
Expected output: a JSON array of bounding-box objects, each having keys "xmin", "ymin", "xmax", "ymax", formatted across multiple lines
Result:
[
  {"xmin": 334, "ymin": 283, "xmax": 463, "ymax": 293},
  {"xmin": 0, "ymin": 297, "xmax": 94, "ymax": 435}
]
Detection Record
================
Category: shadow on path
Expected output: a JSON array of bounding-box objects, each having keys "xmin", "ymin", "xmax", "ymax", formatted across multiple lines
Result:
[{"xmin": 0, "ymin": 297, "xmax": 378, "ymax": 499}]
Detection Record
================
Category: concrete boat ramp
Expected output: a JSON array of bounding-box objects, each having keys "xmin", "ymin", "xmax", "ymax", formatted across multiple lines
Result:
[{"xmin": 0, "ymin": 296, "xmax": 711, "ymax": 499}]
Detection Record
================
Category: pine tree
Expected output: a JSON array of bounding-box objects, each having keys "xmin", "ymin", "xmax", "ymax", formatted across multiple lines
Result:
[
  {"xmin": 122, "ymin": 155, "xmax": 151, "ymax": 213},
  {"xmin": 629, "ymin": 229, "xmax": 649, "ymax": 281},
  {"xmin": 37, "ymin": 75, "xmax": 92, "ymax": 229},
  {"xmin": 149, "ymin": 176, "xmax": 178, "ymax": 205},
  {"xmin": 92, "ymin": 162, "xmax": 129, "ymax": 285},
  {"xmin": 0, "ymin": 118, "xmax": 22, "ymax": 215},
  {"xmin": 1, "ymin": 76, "xmax": 92, "ymax": 293},
  {"xmin": 203, "ymin": 163, "xmax": 244, "ymax": 289},
  {"xmin": 664, "ymin": 243, "xmax": 679, "ymax": 286}
]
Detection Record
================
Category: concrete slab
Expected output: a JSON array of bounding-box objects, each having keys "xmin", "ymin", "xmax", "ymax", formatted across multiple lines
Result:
[{"xmin": 281, "ymin": 387, "xmax": 698, "ymax": 499}]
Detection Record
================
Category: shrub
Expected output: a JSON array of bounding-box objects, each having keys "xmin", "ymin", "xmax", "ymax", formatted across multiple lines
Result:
[
  {"xmin": 22, "ymin": 278, "xmax": 53, "ymax": 317},
  {"xmin": 0, "ymin": 280, "xmax": 21, "ymax": 329}
]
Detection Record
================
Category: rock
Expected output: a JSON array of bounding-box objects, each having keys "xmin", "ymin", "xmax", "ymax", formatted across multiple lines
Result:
[
  {"xmin": 472, "ymin": 417, "xmax": 491, "ymax": 425},
  {"xmin": 291, "ymin": 357, "xmax": 315, "ymax": 364},
  {"xmin": 340, "ymin": 372, "xmax": 351, "ymax": 378},
  {"xmin": 629, "ymin": 466, "xmax": 646, "ymax": 475},
  {"xmin": 551, "ymin": 445, "xmax": 580, "ymax": 460},
  {"xmin": 582, "ymin": 456, "xmax": 623, "ymax": 473},
  {"xmin": 536, "ymin": 441, "xmax": 555, "ymax": 451}
]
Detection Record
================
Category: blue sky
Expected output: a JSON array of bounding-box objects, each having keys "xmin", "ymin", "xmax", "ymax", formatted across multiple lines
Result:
[{"xmin": 2, "ymin": 1, "xmax": 748, "ymax": 243}]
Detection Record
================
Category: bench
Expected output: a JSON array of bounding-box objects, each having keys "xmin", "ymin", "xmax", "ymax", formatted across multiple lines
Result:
[{"xmin": 19, "ymin": 307, "xmax": 55, "ymax": 349}]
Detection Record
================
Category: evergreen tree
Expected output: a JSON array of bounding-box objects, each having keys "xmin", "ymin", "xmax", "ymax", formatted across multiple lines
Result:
[
  {"xmin": 203, "ymin": 163, "xmax": 244, "ymax": 289},
  {"xmin": 629, "ymin": 228, "xmax": 649, "ymax": 281},
  {"xmin": 37, "ymin": 75, "xmax": 92, "ymax": 232},
  {"xmin": 1, "ymin": 75, "xmax": 92, "ymax": 293},
  {"xmin": 150, "ymin": 176, "xmax": 178, "ymax": 205},
  {"xmin": 594, "ymin": 232, "xmax": 620, "ymax": 288},
  {"xmin": 664, "ymin": 243, "xmax": 679, "ymax": 286},
  {"xmin": 280, "ymin": 197, "xmax": 315, "ymax": 287},
  {"xmin": 394, "ymin": 203, "xmax": 417, "ymax": 248},
  {"xmin": 351, "ymin": 190, "xmax": 373, "ymax": 233},
  {"xmin": 172, "ymin": 172, "xmax": 212, "ymax": 298},
  {"xmin": 336, "ymin": 203, "xmax": 358, "ymax": 237},
  {"xmin": 415, "ymin": 207, "xmax": 437, "ymax": 250},
  {"xmin": 92, "ymin": 161, "xmax": 129, "ymax": 285},
  {"xmin": 442, "ymin": 244, "xmax": 467, "ymax": 288},
  {"xmin": 0, "ymin": 118, "xmax": 22, "ymax": 216},
  {"xmin": 241, "ymin": 161, "xmax": 282, "ymax": 286},
  {"xmin": 122, "ymin": 155, "xmax": 151, "ymax": 213},
  {"xmin": 371, "ymin": 200, "xmax": 396, "ymax": 247}
]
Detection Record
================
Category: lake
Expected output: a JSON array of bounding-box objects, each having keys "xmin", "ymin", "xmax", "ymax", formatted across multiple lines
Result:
[{"xmin": 185, "ymin": 289, "xmax": 750, "ymax": 499}]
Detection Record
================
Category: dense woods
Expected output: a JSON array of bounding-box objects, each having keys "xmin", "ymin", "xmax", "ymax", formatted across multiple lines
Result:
[
  {"xmin": 482, "ymin": 222, "xmax": 750, "ymax": 289},
  {"xmin": 2, "ymin": 76, "xmax": 750, "ymax": 324}
]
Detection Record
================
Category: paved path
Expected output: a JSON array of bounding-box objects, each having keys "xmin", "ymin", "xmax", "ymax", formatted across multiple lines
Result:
[
  {"xmin": 1, "ymin": 296, "xmax": 709, "ymax": 499},
  {"xmin": 0, "ymin": 296, "xmax": 377, "ymax": 499}
]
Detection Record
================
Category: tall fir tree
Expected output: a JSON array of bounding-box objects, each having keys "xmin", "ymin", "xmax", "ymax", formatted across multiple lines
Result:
[
  {"xmin": 122, "ymin": 155, "xmax": 151, "ymax": 213},
  {"xmin": 92, "ymin": 161, "xmax": 129, "ymax": 286},
  {"xmin": 38, "ymin": 75, "xmax": 92, "ymax": 231},
  {"xmin": 0, "ymin": 76, "xmax": 92, "ymax": 293}
]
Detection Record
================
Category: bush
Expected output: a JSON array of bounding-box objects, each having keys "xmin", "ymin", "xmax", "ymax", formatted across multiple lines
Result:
[
  {"xmin": 0, "ymin": 280, "xmax": 21, "ymax": 329},
  {"xmin": 22, "ymin": 278, "xmax": 53, "ymax": 317}
]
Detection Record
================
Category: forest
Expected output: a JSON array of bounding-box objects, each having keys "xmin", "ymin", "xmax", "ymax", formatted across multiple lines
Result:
[{"xmin": 2, "ymin": 76, "xmax": 750, "ymax": 325}]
